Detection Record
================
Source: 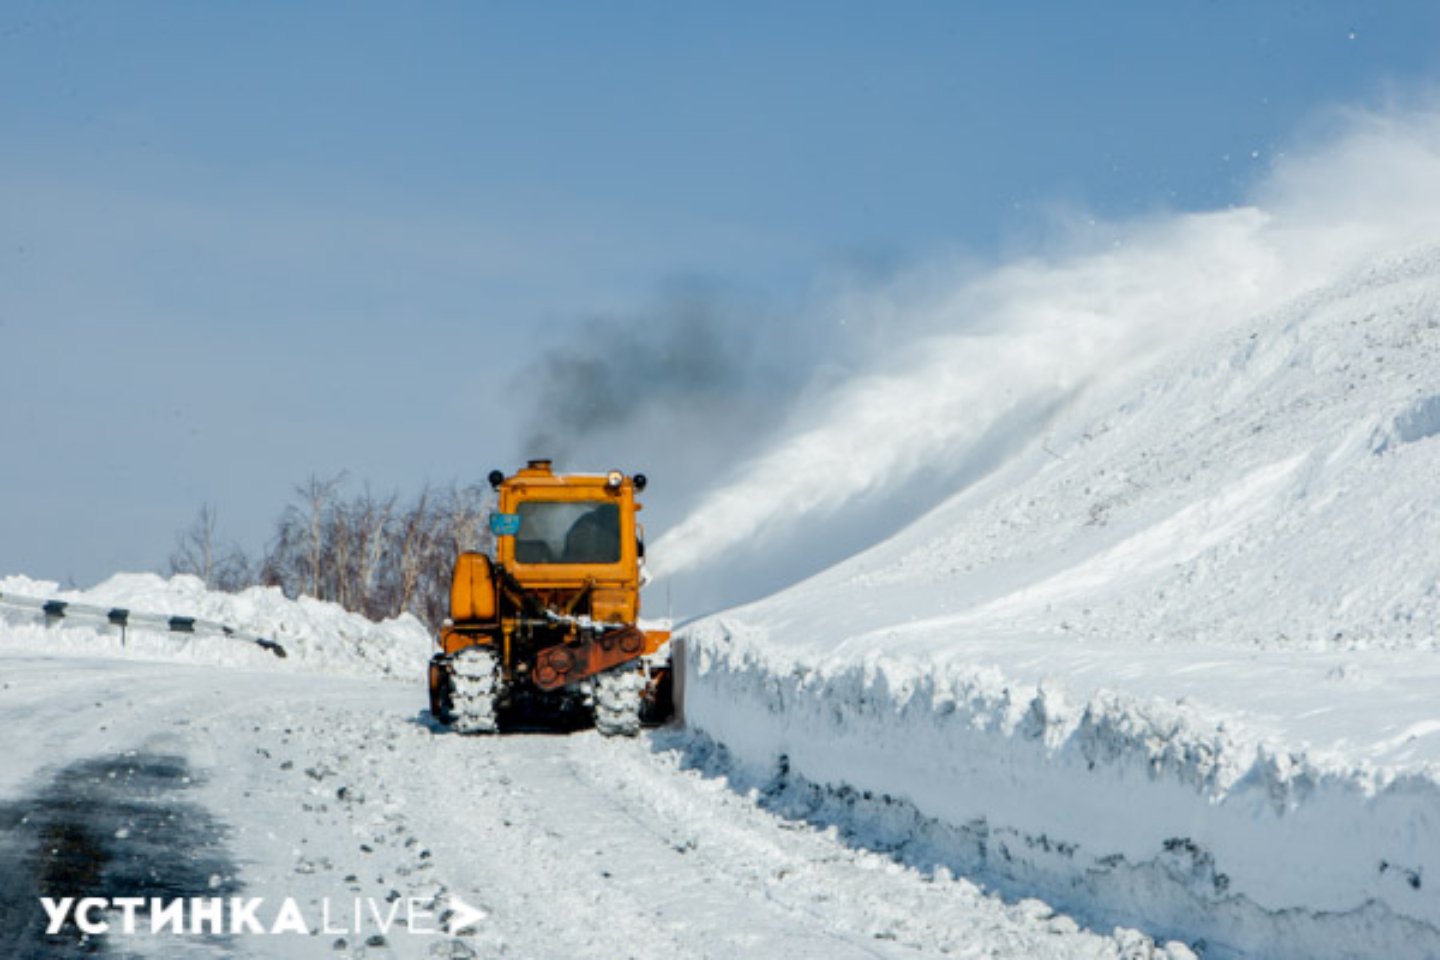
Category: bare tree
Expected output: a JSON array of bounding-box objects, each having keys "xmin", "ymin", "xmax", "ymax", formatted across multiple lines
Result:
[
  {"xmin": 211, "ymin": 546, "xmax": 256, "ymax": 593},
  {"xmin": 169, "ymin": 504, "xmax": 220, "ymax": 584},
  {"xmin": 169, "ymin": 504, "xmax": 257, "ymax": 592},
  {"xmin": 298, "ymin": 473, "xmax": 345, "ymax": 600},
  {"xmin": 259, "ymin": 509, "xmax": 305, "ymax": 597},
  {"xmin": 330, "ymin": 495, "xmax": 354, "ymax": 610},
  {"xmin": 342, "ymin": 487, "xmax": 395, "ymax": 619},
  {"xmin": 393, "ymin": 485, "xmax": 434, "ymax": 617}
]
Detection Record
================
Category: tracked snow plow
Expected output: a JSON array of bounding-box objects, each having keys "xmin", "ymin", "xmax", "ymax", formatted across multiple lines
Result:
[{"xmin": 428, "ymin": 460, "xmax": 671, "ymax": 736}]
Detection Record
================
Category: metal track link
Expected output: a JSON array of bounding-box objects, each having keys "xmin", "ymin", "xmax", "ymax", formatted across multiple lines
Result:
[
  {"xmin": 593, "ymin": 667, "xmax": 645, "ymax": 738},
  {"xmin": 449, "ymin": 646, "xmax": 504, "ymax": 734}
]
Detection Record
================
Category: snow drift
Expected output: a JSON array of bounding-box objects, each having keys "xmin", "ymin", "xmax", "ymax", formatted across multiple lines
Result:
[
  {"xmin": 0, "ymin": 572, "xmax": 429, "ymax": 679},
  {"xmin": 673, "ymin": 104, "xmax": 1440, "ymax": 959}
]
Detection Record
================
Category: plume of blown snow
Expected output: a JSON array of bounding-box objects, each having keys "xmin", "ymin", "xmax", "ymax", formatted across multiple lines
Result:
[{"xmin": 650, "ymin": 104, "xmax": 1440, "ymax": 588}]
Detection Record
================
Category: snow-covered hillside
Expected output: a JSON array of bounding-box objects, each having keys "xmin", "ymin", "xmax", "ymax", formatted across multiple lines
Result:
[{"xmin": 679, "ymin": 245, "xmax": 1440, "ymax": 959}]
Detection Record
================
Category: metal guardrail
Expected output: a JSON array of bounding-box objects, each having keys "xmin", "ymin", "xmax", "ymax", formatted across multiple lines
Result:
[{"xmin": 0, "ymin": 590, "xmax": 287, "ymax": 658}]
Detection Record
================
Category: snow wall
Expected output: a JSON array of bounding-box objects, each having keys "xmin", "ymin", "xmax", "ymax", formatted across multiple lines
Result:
[{"xmin": 679, "ymin": 628, "xmax": 1440, "ymax": 960}]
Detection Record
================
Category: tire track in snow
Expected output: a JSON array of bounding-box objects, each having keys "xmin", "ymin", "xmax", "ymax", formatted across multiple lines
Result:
[{"xmin": 1, "ymin": 648, "xmax": 1184, "ymax": 959}]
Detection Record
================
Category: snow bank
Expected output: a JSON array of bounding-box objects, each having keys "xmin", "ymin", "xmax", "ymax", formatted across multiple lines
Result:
[
  {"xmin": 0, "ymin": 572, "xmax": 430, "ymax": 679},
  {"xmin": 682, "ymin": 626, "xmax": 1440, "ymax": 960},
  {"xmin": 678, "ymin": 240, "xmax": 1440, "ymax": 958}
]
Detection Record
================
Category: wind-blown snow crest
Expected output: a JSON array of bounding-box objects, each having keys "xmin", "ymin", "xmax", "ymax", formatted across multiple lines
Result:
[
  {"xmin": 0, "ymin": 572, "xmax": 430, "ymax": 679},
  {"xmin": 652, "ymin": 105, "xmax": 1440, "ymax": 589}
]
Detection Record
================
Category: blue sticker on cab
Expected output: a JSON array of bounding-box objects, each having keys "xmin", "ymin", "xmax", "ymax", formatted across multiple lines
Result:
[{"xmin": 488, "ymin": 512, "xmax": 522, "ymax": 536}]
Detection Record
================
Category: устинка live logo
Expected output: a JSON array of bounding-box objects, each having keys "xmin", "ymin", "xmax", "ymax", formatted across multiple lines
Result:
[{"xmin": 39, "ymin": 894, "xmax": 487, "ymax": 938}]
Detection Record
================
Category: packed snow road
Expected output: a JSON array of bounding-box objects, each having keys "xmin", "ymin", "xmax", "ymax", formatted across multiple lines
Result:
[{"xmin": 0, "ymin": 647, "xmax": 1183, "ymax": 959}]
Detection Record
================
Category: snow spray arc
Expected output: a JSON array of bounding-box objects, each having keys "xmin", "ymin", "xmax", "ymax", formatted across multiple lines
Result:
[{"xmin": 38, "ymin": 894, "xmax": 487, "ymax": 938}]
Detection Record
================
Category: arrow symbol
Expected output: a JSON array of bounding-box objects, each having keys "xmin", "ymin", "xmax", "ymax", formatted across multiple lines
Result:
[{"xmin": 446, "ymin": 896, "xmax": 488, "ymax": 935}]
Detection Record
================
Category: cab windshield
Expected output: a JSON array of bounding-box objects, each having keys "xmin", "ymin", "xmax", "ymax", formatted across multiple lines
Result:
[{"xmin": 514, "ymin": 500, "xmax": 621, "ymax": 564}]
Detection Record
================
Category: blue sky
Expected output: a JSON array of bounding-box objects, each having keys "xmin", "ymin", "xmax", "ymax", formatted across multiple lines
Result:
[{"xmin": 2, "ymin": 1, "xmax": 1438, "ymax": 586}]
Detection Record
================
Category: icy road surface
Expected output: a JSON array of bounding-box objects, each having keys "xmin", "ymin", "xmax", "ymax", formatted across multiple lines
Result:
[{"xmin": 0, "ymin": 648, "xmax": 1184, "ymax": 960}]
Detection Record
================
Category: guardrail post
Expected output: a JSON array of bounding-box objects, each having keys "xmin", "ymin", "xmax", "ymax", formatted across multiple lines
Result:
[
  {"xmin": 108, "ymin": 608, "xmax": 129, "ymax": 646},
  {"xmin": 42, "ymin": 600, "xmax": 67, "ymax": 627}
]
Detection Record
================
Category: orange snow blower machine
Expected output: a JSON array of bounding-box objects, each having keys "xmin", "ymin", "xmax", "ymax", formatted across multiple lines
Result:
[{"xmin": 428, "ymin": 460, "xmax": 672, "ymax": 736}]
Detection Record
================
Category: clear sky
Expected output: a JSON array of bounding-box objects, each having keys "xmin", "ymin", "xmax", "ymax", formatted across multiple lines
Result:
[{"xmin": 2, "ymin": 1, "xmax": 1438, "ymax": 588}]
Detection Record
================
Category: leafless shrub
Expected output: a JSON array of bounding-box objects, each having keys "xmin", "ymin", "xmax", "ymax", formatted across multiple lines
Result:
[
  {"xmin": 169, "ymin": 504, "xmax": 255, "ymax": 594},
  {"xmin": 173, "ymin": 477, "xmax": 493, "ymax": 631}
]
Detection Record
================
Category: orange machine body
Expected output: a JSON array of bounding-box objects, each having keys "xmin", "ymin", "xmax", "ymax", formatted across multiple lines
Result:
[{"xmin": 433, "ymin": 460, "xmax": 669, "ymax": 724}]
